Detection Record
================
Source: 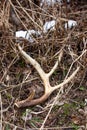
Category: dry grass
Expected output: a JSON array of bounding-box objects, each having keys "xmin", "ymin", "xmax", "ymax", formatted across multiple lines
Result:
[{"xmin": 0, "ymin": 0, "xmax": 87, "ymax": 130}]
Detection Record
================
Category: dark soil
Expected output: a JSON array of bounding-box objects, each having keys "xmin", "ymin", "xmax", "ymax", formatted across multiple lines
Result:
[{"xmin": 0, "ymin": 0, "xmax": 87, "ymax": 130}]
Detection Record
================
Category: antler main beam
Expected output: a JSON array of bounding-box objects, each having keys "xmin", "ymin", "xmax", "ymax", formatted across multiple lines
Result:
[{"xmin": 15, "ymin": 45, "xmax": 80, "ymax": 108}]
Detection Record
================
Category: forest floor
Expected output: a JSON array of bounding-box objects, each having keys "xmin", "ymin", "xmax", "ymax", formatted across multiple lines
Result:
[{"xmin": 0, "ymin": 0, "xmax": 87, "ymax": 130}]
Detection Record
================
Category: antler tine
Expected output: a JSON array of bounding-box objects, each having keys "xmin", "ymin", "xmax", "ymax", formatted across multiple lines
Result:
[
  {"xmin": 17, "ymin": 45, "xmax": 46, "ymax": 81},
  {"xmin": 47, "ymin": 50, "xmax": 63, "ymax": 77},
  {"xmin": 52, "ymin": 66, "xmax": 80, "ymax": 92},
  {"xmin": 15, "ymin": 45, "xmax": 79, "ymax": 108}
]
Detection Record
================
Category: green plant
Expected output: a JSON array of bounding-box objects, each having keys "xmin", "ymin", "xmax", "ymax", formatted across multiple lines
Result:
[
  {"xmin": 5, "ymin": 124, "xmax": 11, "ymax": 130},
  {"xmin": 19, "ymin": 60, "xmax": 25, "ymax": 67},
  {"xmin": 71, "ymin": 123, "xmax": 79, "ymax": 130},
  {"xmin": 79, "ymin": 86, "xmax": 85, "ymax": 91}
]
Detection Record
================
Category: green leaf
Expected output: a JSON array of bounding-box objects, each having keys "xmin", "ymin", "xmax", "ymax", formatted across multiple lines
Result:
[
  {"xmin": 79, "ymin": 86, "xmax": 85, "ymax": 91},
  {"xmin": 71, "ymin": 123, "xmax": 79, "ymax": 130},
  {"xmin": 5, "ymin": 124, "xmax": 10, "ymax": 130}
]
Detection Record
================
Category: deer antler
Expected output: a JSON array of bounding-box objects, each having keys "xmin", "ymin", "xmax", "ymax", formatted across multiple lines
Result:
[{"xmin": 15, "ymin": 45, "xmax": 80, "ymax": 108}]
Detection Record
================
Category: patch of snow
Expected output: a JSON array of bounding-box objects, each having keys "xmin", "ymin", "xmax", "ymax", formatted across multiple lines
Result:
[
  {"xmin": 40, "ymin": 0, "xmax": 71, "ymax": 7},
  {"xmin": 16, "ymin": 30, "xmax": 27, "ymax": 38},
  {"xmin": 65, "ymin": 20, "xmax": 77, "ymax": 29},
  {"xmin": 16, "ymin": 30, "xmax": 41, "ymax": 43},
  {"xmin": 43, "ymin": 19, "xmax": 77, "ymax": 33},
  {"xmin": 40, "ymin": 0, "xmax": 62, "ymax": 6},
  {"xmin": 16, "ymin": 19, "xmax": 77, "ymax": 42},
  {"xmin": 43, "ymin": 20, "xmax": 56, "ymax": 33}
]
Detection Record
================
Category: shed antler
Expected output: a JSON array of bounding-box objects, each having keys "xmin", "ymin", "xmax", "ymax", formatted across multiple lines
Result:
[{"xmin": 15, "ymin": 45, "xmax": 80, "ymax": 108}]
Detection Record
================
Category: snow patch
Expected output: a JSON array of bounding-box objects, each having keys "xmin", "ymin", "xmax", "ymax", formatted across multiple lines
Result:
[
  {"xmin": 15, "ymin": 19, "xmax": 77, "ymax": 42},
  {"xmin": 40, "ymin": 0, "xmax": 62, "ymax": 6},
  {"xmin": 43, "ymin": 19, "xmax": 77, "ymax": 33},
  {"xmin": 43, "ymin": 20, "xmax": 56, "ymax": 33},
  {"xmin": 65, "ymin": 20, "xmax": 77, "ymax": 29},
  {"xmin": 16, "ymin": 30, "xmax": 41, "ymax": 43},
  {"xmin": 40, "ymin": 0, "xmax": 71, "ymax": 6}
]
